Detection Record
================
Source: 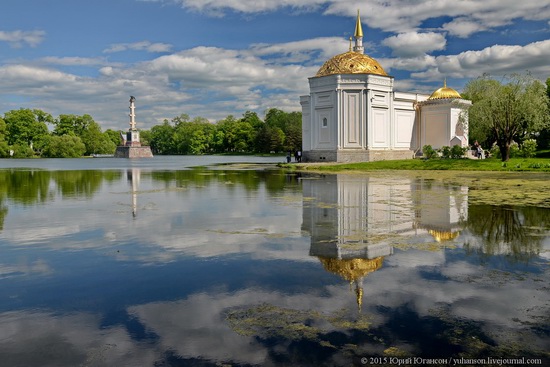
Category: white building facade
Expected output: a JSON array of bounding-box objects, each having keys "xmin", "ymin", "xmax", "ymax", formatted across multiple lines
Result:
[{"xmin": 301, "ymin": 13, "xmax": 471, "ymax": 163}]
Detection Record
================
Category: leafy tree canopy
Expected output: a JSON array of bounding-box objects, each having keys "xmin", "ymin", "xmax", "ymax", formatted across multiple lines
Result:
[{"xmin": 462, "ymin": 73, "xmax": 550, "ymax": 161}]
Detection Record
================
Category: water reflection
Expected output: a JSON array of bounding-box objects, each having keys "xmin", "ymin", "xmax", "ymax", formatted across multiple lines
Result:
[
  {"xmin": 464, "ymin": 205, "xmax": 550, "ymax": 261},
  {"xmin": 0, "ymin": 164, "xmax": 549, "ymax": 365},
  {"xmin": 128, "ymin": 168, "xmax": 140, "ymax": 217}
]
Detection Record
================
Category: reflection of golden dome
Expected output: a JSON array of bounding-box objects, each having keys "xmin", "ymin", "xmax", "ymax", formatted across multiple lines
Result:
[
  {"xmin": 429, "ymin": 229, "xmax": 460, "ymax": 242},
  {"xmin": 318, "ymin": 257, "xmax": 384, "ymax": 282},
  {"xmin": 315, "ymin": 51, "xmax": 388, "ymax": 77},
  {"xmin": 428, "ymin": 79, "xmax": 461, "ymax": 100}
]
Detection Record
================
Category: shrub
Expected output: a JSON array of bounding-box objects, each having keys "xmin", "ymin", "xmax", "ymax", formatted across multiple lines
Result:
[
  {"xmin": 11, "ymin": 144, "xmax": 35, "ymax": 158},
  {"xmin": 450, "ymin": 145, "xmax": 467, "ymax": 159},
  {"xmin": 510, "ymin": 142, "xmax": 520, "ymax": 158},
  {"xmin": 440, "ymin": 146, "xmax": 451, "ymax": 159},
  {"xmin": 422, "ymin": 145, "xmax": 437, "ymax": 159},
  {"xmin": 520, "ymin": 139, "xmax": 537, "ymax": 158}
]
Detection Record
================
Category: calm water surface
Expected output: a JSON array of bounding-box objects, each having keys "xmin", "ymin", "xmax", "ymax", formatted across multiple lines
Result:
[{"xmin": 0, "ymin": 156, "xmax": 548, "ymax": 366}]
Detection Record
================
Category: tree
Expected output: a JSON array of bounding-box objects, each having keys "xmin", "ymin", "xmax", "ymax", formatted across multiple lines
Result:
[
  {"xmin": 216, "ymin": 116, "xmax": 255, "ymax": 152},
  {"xmin": 80, "ymin": 120, "xmax": 115, "ymax": 155},
  {"xmin": 53, "ymin": 114, "xmax": 94, "ymax": 137},
  {"xmin": 4, "ymin": 108, "xmax": 51, "ymax": 151},
  {"xmin": 241, "ymin": 111, "xmax": 263, "ymax": 130},
  {"xmin": 0, "ymin": 117, "xmax": 8, "ymax": 157},
  {"xmin": 462, "ymin": 74, "xmax": 550, "ymax": 161},
  {"xmin": 536, "ymin": 77, "xmax": 550, "ymax": 150},
  {"xmin": 264, "ymin": 108, "xmax": 302, "ymax": 152},
  {"xmin": 150, "ymin": 120, "xmax": 175, "ymax": 154},
  {"xmin": 104, "ymin": 129, "xmax": 123, "ymax": 147},
  {"xmin": 42, "ymin": 135, "xmax": 86, "ymax": 158},
  {"xmin": 255, "ymin": 125, "xmax": 284, "ymax": 153}
]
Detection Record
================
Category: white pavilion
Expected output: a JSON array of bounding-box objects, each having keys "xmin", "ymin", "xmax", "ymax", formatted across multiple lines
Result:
[{"xmin": 300, "ymin": 11, "xmax": 472, "ymax": 162}]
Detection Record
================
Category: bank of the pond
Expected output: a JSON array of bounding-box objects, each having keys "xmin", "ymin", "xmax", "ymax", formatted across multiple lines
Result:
[{"xmin": 281, "ymin": 157, "xmax": 550, "ymax": 172}]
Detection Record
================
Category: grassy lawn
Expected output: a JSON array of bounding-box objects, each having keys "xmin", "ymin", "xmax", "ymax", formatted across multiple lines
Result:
[{"xmin": 284, "ymin": 156, "xmax": 550, "ymax": 172}]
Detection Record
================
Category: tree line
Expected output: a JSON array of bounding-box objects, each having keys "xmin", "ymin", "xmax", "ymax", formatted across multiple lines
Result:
[
  {"xmin": 1, "ymin": 73, "xmax": 549, "ymax": 160},
  {"xmin": 0, "ymin": 108, "xmax": 302, "ymax": 158}
]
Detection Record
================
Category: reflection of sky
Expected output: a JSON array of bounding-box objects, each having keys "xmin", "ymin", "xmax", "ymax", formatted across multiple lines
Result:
[{"xmin": 0, "ymin": 162, "xmax": 549, "ymax": 365}]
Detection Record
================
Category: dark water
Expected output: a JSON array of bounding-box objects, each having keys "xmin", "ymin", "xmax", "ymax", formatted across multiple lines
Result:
[{"xmin": 0, "ymin": 157, "xmax": 548, "ymax": 366}]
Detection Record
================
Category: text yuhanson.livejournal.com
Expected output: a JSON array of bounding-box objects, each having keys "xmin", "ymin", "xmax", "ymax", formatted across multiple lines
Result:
[{"xmin": 361, "ymin": 357, "xmax": 544, "ymax": 365}]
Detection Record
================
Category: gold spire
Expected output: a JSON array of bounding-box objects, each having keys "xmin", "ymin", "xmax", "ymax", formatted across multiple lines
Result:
[
  {"xmin": 349, "ymin": 36, "xmax": 352, "ymax": 52},
  {"xmin": 354, "ymin": 10, "xmax": 363, "ymax": 38},
  {"xmin": 355, "ymin": 284, "xmax": 363, "ymax": 312}
]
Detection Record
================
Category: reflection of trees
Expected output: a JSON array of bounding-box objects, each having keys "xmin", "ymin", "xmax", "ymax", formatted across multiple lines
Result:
[
  {"xmin": 0, "ymin": 169, "xmax": 53, "ymax": 205},
  {"xmin": 0, "ymin": 169, "xmax": 122, "ymax": 206},
  {"xmin": 0, "ymin": 198, "xmax": 7, "ymax": 230},
  {"xmin": 464, "ymin": 205, "xmax": 550, "ymax": 261},
  {"xmin": 150, "ymin": 168, "xmax": 300, "ymax": 194},
  {"xmin": 52, "ymin": 170, "xmax": 120, "ymax": 198}
]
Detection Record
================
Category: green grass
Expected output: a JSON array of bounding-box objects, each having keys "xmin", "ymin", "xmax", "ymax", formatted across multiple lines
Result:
[{"xmin": 285, "ymin": 157, "xmax": 550, "ymax": 172}]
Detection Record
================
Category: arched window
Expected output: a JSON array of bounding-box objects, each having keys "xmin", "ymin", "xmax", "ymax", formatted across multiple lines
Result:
[{"xmin": 322, "ymin": 117, "xmax": 328, "ymax": 127}]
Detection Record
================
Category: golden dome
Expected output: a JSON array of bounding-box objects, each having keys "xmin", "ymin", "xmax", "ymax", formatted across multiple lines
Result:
[
  {"xmin": 428, "ymin": 229, "xmax": 460, "ymax": 242},
  {"xmin": 428, "ymin": 80, "xmax": 462, "ymax": 100},
  {"xmin": 315, "ymin": 51, "xmax": 388, "ymax": 78},
  {"xmin": 317, "ymin": 256, "xmax": 384, "ymax": 282}
]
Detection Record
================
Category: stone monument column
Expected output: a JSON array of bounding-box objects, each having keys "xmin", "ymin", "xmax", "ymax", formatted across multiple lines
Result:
[{"xmin": 114, "ymin": 96, "xmax": 154, "ymax": 158}]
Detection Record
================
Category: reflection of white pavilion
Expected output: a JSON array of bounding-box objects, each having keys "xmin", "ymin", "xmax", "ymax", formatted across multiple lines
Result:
[{"xmin": 302, "ymin": 174, "xmax": 468, "ymax": 309}]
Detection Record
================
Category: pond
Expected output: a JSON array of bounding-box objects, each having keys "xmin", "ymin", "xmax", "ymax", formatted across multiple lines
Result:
[{"xmin": 0, "ymin": 156, "xmax": 548, "ymax": 366}]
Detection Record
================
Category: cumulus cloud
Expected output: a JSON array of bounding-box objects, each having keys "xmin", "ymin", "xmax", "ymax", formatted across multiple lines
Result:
[
  {"xmin": 0, "ymin": 30, "xmax": 45, "ymax": 47},
  {"xmin": 382, "ymin": 32, "xmax": 446, "ymax": 58},
  {"xmin": 412, "ymin": 39, "xmax": 550, "ymax": 81},
  {"xmin": 442, "ymin": 17, "xmax": 487, "ymax": 38},
  {"xmin": 104, "ymin": 40, "xmax": 173, "ymax": 53},
  {"xmin": 175, "ymin": 0, "xmax": 326, "ymax": 16},
  {"xmin": 39, "ymin": 56, "xmax": 111, "ymax": 67}
]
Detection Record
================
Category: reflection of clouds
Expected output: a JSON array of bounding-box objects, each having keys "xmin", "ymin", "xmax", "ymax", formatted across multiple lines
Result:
[
  {"xmin": 130, "ymin": 246, "xmax": 550, "ymax": 363},
  {"xmin": 363, "ymin": 249, "xmax": 550, "ymax": 351},
  {"xmin": 0, "ymin": 310, "xmax": 157, "ymax": 367},
  {"xmin": 0, "ymin": 259, "xmax": 52, "ymax": 278},
  {"xmin": 1, "ymin": 174, "xmax": 307, "ymax": 263},
  {"xmin": 129, "ymin": 287, "xmax": 361, "ymax": 365}
]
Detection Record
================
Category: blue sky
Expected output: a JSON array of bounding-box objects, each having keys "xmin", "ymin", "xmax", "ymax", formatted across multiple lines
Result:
[{"xmin": 0, "ymin": 0, "xmax": 549, "ymax": 130}]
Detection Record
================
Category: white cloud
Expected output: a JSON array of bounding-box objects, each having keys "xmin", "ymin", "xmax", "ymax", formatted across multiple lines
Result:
[
  {"xmin": 382, "ymin": 32, "xmax": 446, "ymax": 57},
  {"xmin": 104, "ymin": 40, "xmax": 173, "ymax": 53},
  {"xmin": 168, "ymin": 0, "xmax": 548, "ymax": 38},
  {"xmin": 39, "ymin": 56, "xmax": 110, "ymax": 67},
  {"xmin": 176, "ymin": 0, "xmax": 326, "ymax": 16},
  {"xmin": 412, "ymin": 39, "xmax": 550, "ymax": 81},
  {"xmin": 0, "ymin": 30, "xmax": 45, "ymax": 47},
  {"xmin": 442, "ymin": 17, "xmax": 487, "ymax": 38},
  {"xmin": 379, "ymin": 55, "xmax": 437, "ymax": 73}
]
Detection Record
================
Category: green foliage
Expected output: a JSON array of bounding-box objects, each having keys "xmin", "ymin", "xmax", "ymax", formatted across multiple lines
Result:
[
  {"xmin": 255, "ymin": 125, "xmax": 284, "ymax": 153},
  {"xmin": 42, "ymin": 135, "xmax": 86, "ymax": 158},
  {"xmin": 80, "ymin": 120, "xmax": 115, "ymax": 155},
  {"xmin": 463, "ymin": 73, "xmax": 550, "ymax": 162},
  {"xmin": 450, "ymin": 145, "xmax": 467, "ymax": 159},
  {"xmin": 0, "ymin": 141, "xmax": 10, "ymax": 158},
  {"xmin": 104, "ymin": 129, "xmax": 123, "ymax": 146},
  {"xmin": 440, "ymin": 146, "xmax": 451, "ymax": 159},
  {"xmin": 11, "ymin": 144, "xmax": 35, "ymax": 158},
  {"xmin": 1, "ymin": 106, "xmax": 303, "ymax": 157},
  {"xmin": 4, "ymin": 108, "xmax": 50, "ymax": 148},
  {"xmin": 150, "ymin": 120, "xmax": 175, "ymax": 154},
  {"xmin": 422, "ymin": 145, "xmax": 437, "ymax": 159},
  {"xmin": 520, "ymin": 139, "xmax": 537, "ymax": 158}
]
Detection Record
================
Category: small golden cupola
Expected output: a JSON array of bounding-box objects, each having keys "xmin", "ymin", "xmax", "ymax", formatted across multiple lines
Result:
[
  {"xmin": 428, "ymin": 79, "xmax": 462, "ymax": 100},
  {"xmin": 315, "ymin": 10, "xmax": 388, "ymax": 78}
]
